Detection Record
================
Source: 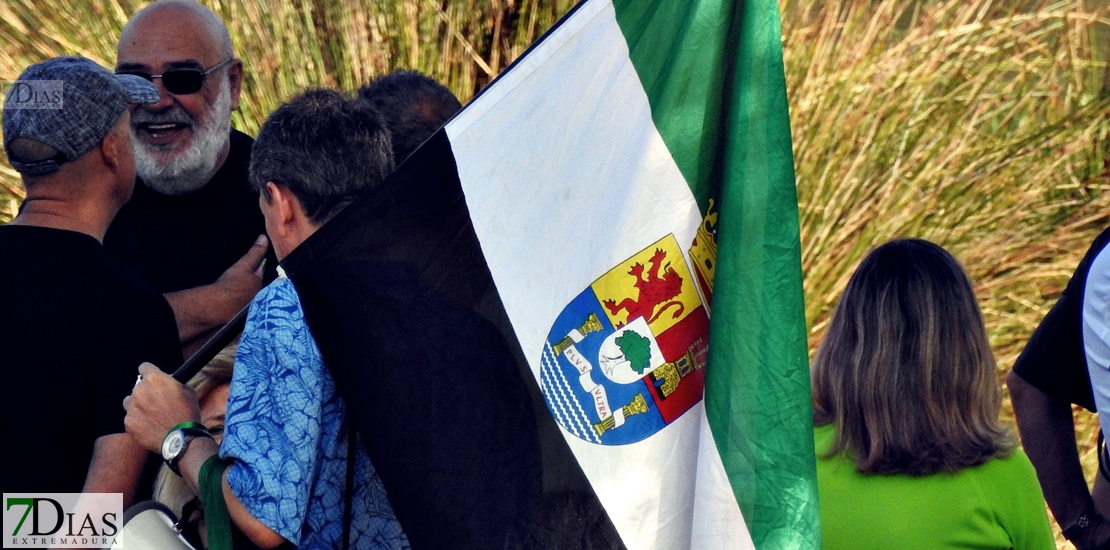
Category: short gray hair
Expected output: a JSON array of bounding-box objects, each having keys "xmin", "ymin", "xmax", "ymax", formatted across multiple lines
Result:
[{"xmin": 250, "ymin": 89, "xmax": 394, "ymax": 224}]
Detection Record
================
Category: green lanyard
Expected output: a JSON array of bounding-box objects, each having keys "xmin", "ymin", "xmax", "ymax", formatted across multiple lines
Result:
[{"xmin": 198, "ymin": 456, "xmax": 234, "ymax": 550}]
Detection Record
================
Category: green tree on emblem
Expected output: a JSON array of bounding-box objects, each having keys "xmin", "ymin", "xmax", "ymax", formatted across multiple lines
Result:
[{"xmin": 615, "ymin": 331, "xmax": 652, "ymax": 374}]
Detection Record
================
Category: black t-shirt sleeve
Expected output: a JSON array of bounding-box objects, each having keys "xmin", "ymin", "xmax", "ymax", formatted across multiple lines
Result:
[
  {"xmin": 1012, "ymin": 227, "xmax": 1110, "ymax": 411},
  {"xmin": 1012, "ymin": 287, "xmax": 1094, "ymax": 410}
]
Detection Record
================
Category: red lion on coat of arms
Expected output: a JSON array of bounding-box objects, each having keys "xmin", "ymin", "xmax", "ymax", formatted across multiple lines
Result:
[{"xmin": 603, "ymin": 248, "xmax": 685, "ymax": 328}]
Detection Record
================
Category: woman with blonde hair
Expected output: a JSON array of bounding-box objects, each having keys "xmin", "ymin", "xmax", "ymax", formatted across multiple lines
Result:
[
  {"xmin": 812, "ymin": 238, "xmax": 1053, "ymax": 549},
  {"xmin": 151, "ymin": 343, "xmax": 237, "ymax": 548}
]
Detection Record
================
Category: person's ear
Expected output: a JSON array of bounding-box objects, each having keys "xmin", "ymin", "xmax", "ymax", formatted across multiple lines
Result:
[
  {"xmin": 265, "ymin": 181, "xmax": 297, "ymax": 233},
  {"xmin": 100, "ymin": 131, "xmax": 122, "ymax": 174},
  {"xmin": 227, "ymin": 58, "xmax": 243, "ymax": 111}
]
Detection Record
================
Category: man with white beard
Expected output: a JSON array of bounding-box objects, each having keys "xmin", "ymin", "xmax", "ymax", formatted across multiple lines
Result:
[{"xmin": 107, "ymin": 0, "xmax": 274, "ymax": 353}]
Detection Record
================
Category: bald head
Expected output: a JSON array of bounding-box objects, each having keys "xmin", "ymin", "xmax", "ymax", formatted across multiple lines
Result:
[
  {"xmin": 116, "ymin": 0, "xmax": 243, "ymax": 194},
  {"xmin": 119, "ymin": 0, "xmax": 232, "ymax": 60}
]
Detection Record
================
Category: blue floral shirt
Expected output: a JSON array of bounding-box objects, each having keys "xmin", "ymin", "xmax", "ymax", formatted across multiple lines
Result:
[{"xmin": 220, "ymin": 277, "xmax": 408, "ymax": 548}]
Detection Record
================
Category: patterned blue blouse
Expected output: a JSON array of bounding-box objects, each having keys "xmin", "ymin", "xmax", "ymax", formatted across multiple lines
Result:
[{"xmin": 220, "ymin": 277, "xmax": 408, "ymax": 548}]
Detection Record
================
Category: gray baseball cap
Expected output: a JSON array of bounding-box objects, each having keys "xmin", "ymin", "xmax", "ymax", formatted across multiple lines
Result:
[{"xmin": 2, "ymin": 56, "xmax": 159, "ymax": 175}]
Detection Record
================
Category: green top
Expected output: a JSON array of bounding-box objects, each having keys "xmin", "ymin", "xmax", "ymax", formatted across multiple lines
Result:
[{"xmin": 814, "ymin": 424, "xmax": 1054, "ymax": 549}]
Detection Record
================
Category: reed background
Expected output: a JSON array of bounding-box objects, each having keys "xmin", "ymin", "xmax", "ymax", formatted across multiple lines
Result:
[{"xmin": 1, "ymin": 0, "xmax": 1108, "ymax": 546}]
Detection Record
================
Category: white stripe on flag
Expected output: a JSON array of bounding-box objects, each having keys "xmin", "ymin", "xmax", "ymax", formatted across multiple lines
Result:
[{"xmin": 446, "ymin": 0, "xmax": 751, "ymax": 547}]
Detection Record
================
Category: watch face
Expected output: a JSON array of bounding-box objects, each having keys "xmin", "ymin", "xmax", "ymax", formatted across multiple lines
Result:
[{"xmin": 162, "ymin": 430, "xmax": 185, "ymax": 460}]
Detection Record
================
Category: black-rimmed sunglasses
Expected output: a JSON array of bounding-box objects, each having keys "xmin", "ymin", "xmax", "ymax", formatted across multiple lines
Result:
[{"xmin": 116, "ymin": 58, "xmax": 233, "ymax": 95}]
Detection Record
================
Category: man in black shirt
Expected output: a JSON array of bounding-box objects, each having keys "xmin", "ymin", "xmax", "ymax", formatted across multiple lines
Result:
[
  {"xmin": 0, "ymin": 56, "xmax": 182, "ymax": 503},
  {"xmin": 107, "ymin": 0, "xmax": 273, "ymax": 353},
  {"xmin": 1009, "ymin": 228, "xmax": 1110, "ymax": 549}
]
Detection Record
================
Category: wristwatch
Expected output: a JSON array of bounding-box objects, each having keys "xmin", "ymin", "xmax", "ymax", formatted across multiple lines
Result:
[{"xmin": 161, "ymin": 422, "xmax": 213, "ymax": 477}]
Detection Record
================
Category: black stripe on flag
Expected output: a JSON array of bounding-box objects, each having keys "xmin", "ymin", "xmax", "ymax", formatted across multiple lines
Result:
[{"xmin": 281, "ymin": 130, "xmax": 624, "ymax": 549}]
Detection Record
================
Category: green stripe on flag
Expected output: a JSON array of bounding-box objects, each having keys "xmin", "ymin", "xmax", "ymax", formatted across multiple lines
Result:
[
  {"xmin": 611, "ymin": 0, "xmax": 728, "ymax": 211},
  {"xmin": 612, "ymin": 0, "xmax": 820, "ymax": 548}
]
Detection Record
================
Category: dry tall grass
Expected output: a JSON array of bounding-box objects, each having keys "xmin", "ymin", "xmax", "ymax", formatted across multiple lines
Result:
[
  {"xmin": 0, "ymin": 0, "xmax": 574, "ymax": 219},
  {"xmin": 1, "ymin": 0, "xmax": 1108, "ymax": 546},
  {"xmin": 789, "ymin": 0, "xmax": 1107, "ymax": 416}
]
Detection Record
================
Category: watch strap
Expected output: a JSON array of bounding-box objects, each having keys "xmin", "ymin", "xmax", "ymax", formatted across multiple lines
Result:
[{"xmin": 163, "ymin": 424, "xmax": 213, "ymax": 476}]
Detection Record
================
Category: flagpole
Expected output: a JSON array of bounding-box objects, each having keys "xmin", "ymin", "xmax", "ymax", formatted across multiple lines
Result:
[{"xmin": 172, "ymin": 305, "xmax": 248, "ymax": 383}]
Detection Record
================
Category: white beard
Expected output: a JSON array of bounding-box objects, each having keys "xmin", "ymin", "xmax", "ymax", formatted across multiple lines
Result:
[{"xmin": 133, "ymin": 78, "xmax": 232, "ymax": 196}]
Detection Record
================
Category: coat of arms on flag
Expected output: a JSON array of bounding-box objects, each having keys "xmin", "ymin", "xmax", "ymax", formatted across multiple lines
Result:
[{"xmin": 542, "ymin": 234, "xmax": 709, "ymax": 445}]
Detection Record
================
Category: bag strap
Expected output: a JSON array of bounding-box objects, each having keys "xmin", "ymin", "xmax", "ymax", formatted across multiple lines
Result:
[{"xmin": 199, "ymin": 455, "xmax": 235, "ymax": 550}]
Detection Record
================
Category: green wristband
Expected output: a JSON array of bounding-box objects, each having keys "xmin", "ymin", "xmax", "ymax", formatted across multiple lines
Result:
[{"xmin": 166, "ymin": 420, "xmax": 206, "ymax": 439}]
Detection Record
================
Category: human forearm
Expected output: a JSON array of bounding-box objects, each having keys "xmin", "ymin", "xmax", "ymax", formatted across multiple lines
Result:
[
  {"xmin": 1009, "ymin": 371, "xmax": 1091, "ymax": 519},
  {"xmin": 166, "ymin": 286, "xmax": 240, "ymax": 345},
  {"xmin": 81, "ymin": 433, "xmax": 148, "ymax": 508},
  {"xmin": 165, "ymin": 235, "xmax": 268, "ymax": 344},
  {"xmin": 1008, "ymin": 371, "xmax": 1110, "ymax": 548}
]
